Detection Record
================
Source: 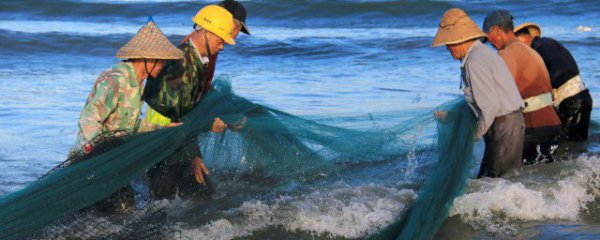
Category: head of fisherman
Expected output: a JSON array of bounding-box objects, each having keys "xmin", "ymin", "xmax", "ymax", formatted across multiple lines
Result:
[
  {"xmin": 514, "ymin": 22, "xmax": 542, "ymax": 47},
  {"xmin": 191, "ymin": 5, "xmax": 237, "ymax": 57},
  {"xmin": 432, "ymin": 8, "xmax": 487, "ymax": 60},
  {"xmin": 219, "ymin": 0, "xmax": 251, "ymax": 39},
  {"xmin": 116, "ymin": 18, "xmax": 184, "ymax": 81},
  {"xmin": 483, "ymin": 10, "xmax": 516, "ymax": 51}
]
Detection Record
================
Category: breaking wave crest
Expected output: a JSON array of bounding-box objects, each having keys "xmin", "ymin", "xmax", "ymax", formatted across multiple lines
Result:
[{"xmin": 451, "ymin": 156, "xmax": 600, "ymax": 234}]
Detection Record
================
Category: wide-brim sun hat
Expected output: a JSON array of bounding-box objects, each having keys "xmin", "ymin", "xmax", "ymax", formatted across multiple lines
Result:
[
  {"xmin": 432, "ymin": 8, "xmax": 487, "ymax": 47},
  {"xmin": 116, "ymin": 18, "xmax": 184, "ymax": 60},
  {"xmin": 514, "ymin": 22, "xmax": 542, "ymax": 37}
]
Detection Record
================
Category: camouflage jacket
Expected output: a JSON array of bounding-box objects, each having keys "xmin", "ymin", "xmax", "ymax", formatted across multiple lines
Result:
[
  {"xmin": 78, "ymin": 62, "xmax": 153, "ymax": 145},
  {"xmin": 143, "ymin": 39, "xmax": 214, "ymax": 122}
]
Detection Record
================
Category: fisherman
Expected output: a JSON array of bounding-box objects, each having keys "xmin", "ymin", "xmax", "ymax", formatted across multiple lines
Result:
[
  {"xmin": 514, "ymin": 22, "xmax": 593, "ymax": 141},
  {"xmin": 205, "ymin": 0, "xmax": 251, "ymax": 82},
  {"xmin": 143, "ymin": 3, "xmax": 249, "ymax": 199},
  {"xmin": 76, "ymin": 19, "xmax": 184, "ymax": 212},
  {"xmin": 483, "ymin": 10, "xmax": 562, "ymax": 165},
  {"xmin": 433, "ymin": 8, "xmax": 525, "ymax": 178},
  {"xmin": 77, "ymin": 19, "xmax": 183, "ymax": 153}
]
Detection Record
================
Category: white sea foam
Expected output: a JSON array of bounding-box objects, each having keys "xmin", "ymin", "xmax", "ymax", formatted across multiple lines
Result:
[
  {"xmin": 177, "ymin": 182, "xmax": 416, "ymax": 239},
  {"xmin": 450, "ymin": 156, "xmax": 600, "ymax": 234},
  {"xmin": 254, "ymin": 27, "xmax": 436, "ymax": 41},
  {"xmin": 577, "ymin": 25, "xmax": 593, "ymax": 32}
]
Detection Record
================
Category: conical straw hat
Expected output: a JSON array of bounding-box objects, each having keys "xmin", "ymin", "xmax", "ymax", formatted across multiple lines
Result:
[
  {"xmin": 116, "ymin": 19, "xmax": 184, "ymax": 60},
  {"xmin": 514, "ymin": 22, "xmax": 541, "ymax": 37},
  {"xmin": 432, "ymin": 8, "xmax": 487, "ymax": 47}
]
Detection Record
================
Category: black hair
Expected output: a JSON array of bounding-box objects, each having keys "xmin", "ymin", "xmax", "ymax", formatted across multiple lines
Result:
[{"xmin": 497, "ymin": 20, "xmax": 514, "ymax": 33}]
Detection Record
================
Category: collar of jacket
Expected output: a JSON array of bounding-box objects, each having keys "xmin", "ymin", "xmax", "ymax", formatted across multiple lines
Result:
[{"xmin": 188, "ymin": 37, "xmax": 210, "ymax": 65}]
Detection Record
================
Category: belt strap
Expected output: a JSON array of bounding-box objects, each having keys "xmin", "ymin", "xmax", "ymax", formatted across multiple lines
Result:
[
  {"xmin": 523, "ymin": 92, "xmax": 553, "ymax": 113},
  {"xmin": 552, "ymin": 75, "xmax": 586, "ymax": 107}
]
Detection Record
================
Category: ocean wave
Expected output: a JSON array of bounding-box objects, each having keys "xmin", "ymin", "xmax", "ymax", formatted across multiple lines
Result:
[
  {"xmin": 0, "ymin": 20, "xmax": 185, "ymax": 36},
  {"xmin": 2, "ymin": 0, "xmax": 598, "ymax": 33},
  {"xmin": 0, "ymin": 0, "xmax": 452, "ymax": 20},
  {"xmin": 450, "ymin": 156, "xmax": 600, "ymax": 234},
  {"xmin": 173, "ymin": 156, "xmax": 600, "ymax": 239},
  {"xmin": 176, "ymin": 182, "xmax": 416, "ymax": 239},
  {"xmin": 3, "ymin": 18, "xmax": 597, "ymax": 44},
  {"xmin": 0, "ymin": 20, "xmax": 438, "ymax": 40}
]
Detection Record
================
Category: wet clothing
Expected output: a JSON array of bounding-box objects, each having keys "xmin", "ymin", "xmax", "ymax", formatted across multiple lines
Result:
[
  {"xmin": 557, "ymin": 90, "xmax": 593, "ymax": 141},
  {"xmin": 461, "ymin": 40, "xmax": 525, "ymax": 178},
  {"xmin": 531, "ymin": 37, "xmax": 593, "ymax": 141},
  {"xmin": 478, "ymin": 110, "xmax": 525, "ymax": 177},
  {"xmin": 78, "ymin": 62, "xmax": 157, "ymax": 147},
  {"xmin": 523, "ymin": 125, "xmax": 560, "ymax": 165},
  {"xmin": 461, "ymin": 40, "xmax": 524, "ymax": 140}
]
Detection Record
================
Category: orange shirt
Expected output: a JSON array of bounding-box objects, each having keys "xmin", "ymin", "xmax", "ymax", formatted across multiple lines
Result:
[{"xmin": 498, "ymin": 40, "xmax": 561, "ymax": 129}]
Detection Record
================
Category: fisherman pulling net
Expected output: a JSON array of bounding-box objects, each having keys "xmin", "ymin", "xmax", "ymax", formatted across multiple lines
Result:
[
  {"xmin": 0, "ymin": 76, "xmax": 479, "ymax": 239},
  {"xmin": 0, "ymin": 4, "xmax": 482, "ymax": 240}
]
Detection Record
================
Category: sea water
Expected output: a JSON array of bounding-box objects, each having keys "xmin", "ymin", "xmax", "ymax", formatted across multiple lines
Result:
[{"xmin": 1, "ymin": 0, "xmax": 599, "ymax": 239}]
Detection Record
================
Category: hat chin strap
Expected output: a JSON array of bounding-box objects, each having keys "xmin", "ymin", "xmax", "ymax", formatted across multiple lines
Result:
[
  {"xmin": 144, "ymin": 59, "xmax": 159, "ymax": 78},
  {"xmin": 203, "ymin": 30, "xmax": 213, "ymax": 59}
]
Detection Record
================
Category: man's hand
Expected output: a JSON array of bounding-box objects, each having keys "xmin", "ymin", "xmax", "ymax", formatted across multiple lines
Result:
[
  {"xmin": 434, "ymin": 111, "xmax": 448, "ymax": 123},
  {"xmin": 165, "ymin": 122, "xmax": 183, "ymax": 128},
  {"xmin": 229, "ymin": 116, "xmax": 247, "ymax": 132},
  {"xmin": 193, "ymin": 156, "xmax": 210, "ymax": 186},
  {"xmin": 211, "ymin": 117, "xmax": 227, "ymax": 133}
]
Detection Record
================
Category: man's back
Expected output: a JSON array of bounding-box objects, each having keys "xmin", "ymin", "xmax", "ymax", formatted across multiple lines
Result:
[
  {"xmin": 461, "ymin": 40, "xmax": 523, "ymax": 139},
  {"xmin": 532, "ymin": 37, "xmax": 580, "ymax": 89},
  {"xmin": 498, "ymin": 40, "xmax": 560, "ymax": 129}
]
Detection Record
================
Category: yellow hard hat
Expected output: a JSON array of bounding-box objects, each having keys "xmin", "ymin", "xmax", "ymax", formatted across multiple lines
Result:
[{"xmin": 192, "ymin": 5, "xmax": 236, "ymax": 45}]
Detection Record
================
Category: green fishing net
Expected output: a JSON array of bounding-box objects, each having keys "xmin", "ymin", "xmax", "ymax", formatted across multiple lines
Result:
[
  {"xmin": 369, "ymin": 99, "xmax": 477, "ymax": 240},
  {"xmin": 0, "ymin": 80, "xmax": 477, "ymax": 240}
]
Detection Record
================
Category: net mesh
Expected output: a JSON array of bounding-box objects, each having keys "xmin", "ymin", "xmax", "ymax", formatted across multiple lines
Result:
[
  {"xmin": 0, "ymin": 80, "xmax": 477, "ymax": 240},
  {"xmin": 368, "ymin": 99, "xmax": 477, "ymax": 240},
  {"xmin": 28, "ymin": 204, "xmax": 175, "ymax": 240}
]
